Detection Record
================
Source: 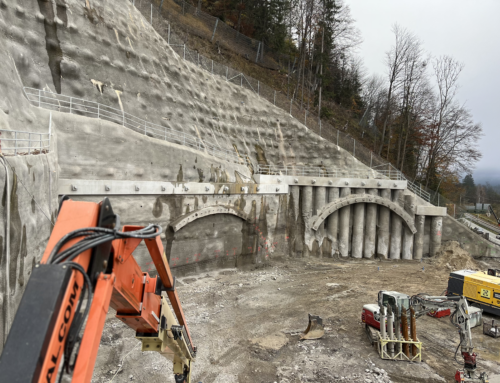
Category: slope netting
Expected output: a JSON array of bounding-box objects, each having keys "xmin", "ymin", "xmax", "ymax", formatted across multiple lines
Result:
[{"xmin": 130, "ymin": 0, "xmax": 464, "ymax": 210}]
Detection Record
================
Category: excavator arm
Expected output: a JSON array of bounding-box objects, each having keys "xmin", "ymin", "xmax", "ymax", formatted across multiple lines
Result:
[
  {"xmin": 410, "ymin": 294, "xmax": 488, "ymax": 382},
  {"xmin": 0, "ymin": 198, "xmax": 196, "ymax": 383}
]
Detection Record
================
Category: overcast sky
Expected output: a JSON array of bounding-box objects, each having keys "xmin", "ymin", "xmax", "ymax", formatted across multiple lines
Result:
[{"xmin": 348, "ymin": 0, "xmax": 500, "ymax": 185}]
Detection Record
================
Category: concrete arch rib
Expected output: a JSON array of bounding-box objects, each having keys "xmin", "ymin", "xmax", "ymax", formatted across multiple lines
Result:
[
  {"xmin": 311, "ymin": 194, "xmax": 417, "ymax": 234},
  {"xmin": 170, "ymin": 205, "xmax": 248, "ymax": 232}
]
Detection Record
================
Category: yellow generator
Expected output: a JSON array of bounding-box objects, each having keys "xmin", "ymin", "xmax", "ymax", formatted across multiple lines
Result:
[{"xmin": 447, "ymin": 269, "xmax": 500, "ymax": 316}]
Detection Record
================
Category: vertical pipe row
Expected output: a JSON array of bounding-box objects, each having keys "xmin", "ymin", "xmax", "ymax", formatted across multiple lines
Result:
[
  {"xmin": 390, "ymin": 189, "xmax": 403, "ymax": 259},
  {"xmin": 377, "ymin": 189, "xmax": 391, "ymax": 259},
  {"xmin": 430, "ymin": 216, "xmax": 443, "ymax": 256},
  {"xmin": 302, "ymin": 186, "xmax": 313, "ymax": 257},
  {"xmin": 338, "ymin": 187, "xmax": 351, "ymax": 258},
  {"xmin": 327, "ymin": 187, "xmax": 339, "ymax": 256},
  {"xmin": 364, "ymin": 188, "xmax": 378, "ymax": 259},
  {"xmin": 314, "ymin": 187, "xmax": 326, "ymax": 257},
  {"xmin": 402, "ymin": 195, "xmax": 415, "ymax": 260},
  {"xmin": 414, "ymin": 215, "xmax": 425, "ymax": 260},
  {"xmin": 351, "ymin": 188, "xmax": 365, "ymax": 259}
]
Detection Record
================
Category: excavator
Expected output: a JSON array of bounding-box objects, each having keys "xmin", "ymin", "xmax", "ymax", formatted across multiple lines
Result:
[
  {"xmin": 0, "ymin": 197, "xmax": 196, "ymax": 383},
  {"xmin": 411, "ymin": 294, "xmax": 489, "ymax": 383},
  {"xmin": 362, "ymin": 291, "xmax": 489, "ymax": 383}
]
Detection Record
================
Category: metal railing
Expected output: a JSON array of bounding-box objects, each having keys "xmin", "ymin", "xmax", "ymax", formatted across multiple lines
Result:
[
  {"xmin": 371, "ymin": 164, "xmax": 431, "ymax": 202},
  {"xmin": 23, "ymin": 87, "xmax": 242, "ymax": 164},
  {"xmin": 464, "ymin": 213, "xmax": 500, "ymax": 235},
  {"xmin": 0, "ymin": 129, "xmax": 50, "ymax": 156}
]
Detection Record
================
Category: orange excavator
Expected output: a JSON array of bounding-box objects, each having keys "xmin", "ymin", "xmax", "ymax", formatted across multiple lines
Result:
[{"xmin": 0, "ymin": 197, "xmax": 196, "ymax": 383}]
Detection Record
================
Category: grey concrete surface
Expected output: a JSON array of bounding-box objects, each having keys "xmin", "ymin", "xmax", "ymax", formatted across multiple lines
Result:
[
  {"xmin": 363, "ymin": 188, "xmax": 377, "ymax": 259},
  {"xmin": 430, "ymin": 216, "xmax": 443, "ymax": 257},
  {"xmin": 326, "ymin": 187, "xmax": 339, "ymax": 257},
  {"xmin": 414, "ymin": 215, "xmax": 425, "ymax": 260},
  {"xmin": 338, "ymin": 187, "xmax": 351, "ymax": 258},
  {"xmin": 377, "ymin": 189, "xmax": 391, "ymax": 259},
  {"xmin": 351, "ymin": 188, "xmax": 365, "ymax": 259}
]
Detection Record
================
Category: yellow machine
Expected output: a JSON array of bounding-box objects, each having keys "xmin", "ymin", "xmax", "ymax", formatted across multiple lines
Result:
[{"xmin": 447, "ymin": 269, "xmax": 500, "ymax": 316}]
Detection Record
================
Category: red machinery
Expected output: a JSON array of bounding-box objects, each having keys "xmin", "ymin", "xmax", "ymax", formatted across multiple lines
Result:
[{"xmin": 0, "ymin": 198, "xmax": 196, "ymax": 383}]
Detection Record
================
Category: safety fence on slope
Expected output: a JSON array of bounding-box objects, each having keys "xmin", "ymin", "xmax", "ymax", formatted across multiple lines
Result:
[
  {"xmin": 0, "ymin": 129, "xmax": 50, "ymax": 156},
  {"xmin": 23, "ymin": 87, "xmax": 242, "ymax": 164},
  {"xmin": 131, "ymin": 0, "xmax": 455, "ymax": 207}
]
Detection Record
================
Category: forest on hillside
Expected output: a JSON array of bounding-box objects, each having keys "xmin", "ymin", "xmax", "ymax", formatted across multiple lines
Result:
[{"xmin": 196, "ymin": 0, "xmax": 482, "ymax": 196}]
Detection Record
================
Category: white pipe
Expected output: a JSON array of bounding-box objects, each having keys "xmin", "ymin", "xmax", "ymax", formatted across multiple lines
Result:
[{"xmin": 0, "ymin": 155, "xmax": 10, "ymax": 342}]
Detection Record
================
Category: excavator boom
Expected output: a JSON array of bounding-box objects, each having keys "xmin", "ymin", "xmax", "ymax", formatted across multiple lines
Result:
[{"xmin": 0, "ymin": 198, "xmax": 196, "ymax": 383}]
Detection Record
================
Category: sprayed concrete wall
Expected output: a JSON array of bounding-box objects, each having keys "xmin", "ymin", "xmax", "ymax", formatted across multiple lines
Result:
[{"xmin": 0, "ymin": 0, "xmax": 498, "ymax": 356}]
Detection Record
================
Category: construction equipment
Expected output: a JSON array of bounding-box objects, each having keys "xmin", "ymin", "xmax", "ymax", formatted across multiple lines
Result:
[
  {"xmin": 483, "ymin": 319, "xmax": 500, "ymax": 338},
  {"xmin": 487, "ymin": 205, "xmax": 500, "ymax": 226},
  {"xmin": 447, "ymin": 269, "xmax": 500, "ymax": 316},
  {"xmin": 0, "ymin": 198, "xmax": 196, "ymax": 383},
  {"xmin": 300, "ymin": 314, "xmax": 325, "ymax": 340},
  {"xmin": 362, "ymin": 291, "xmax": 489, "ymax": 382},
  {"xmin": 411, "ymin": 294, "xmax": 489, "ymax": 383}
]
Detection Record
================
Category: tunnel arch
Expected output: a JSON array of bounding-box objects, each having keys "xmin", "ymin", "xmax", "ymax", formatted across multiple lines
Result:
[
  {"xmin": 311, "ymin": 194, "xmax": 417, "ymax": 234},
  {"xmin": 170, "ymin": 205, "xmax": 249, "ymax": 232}
]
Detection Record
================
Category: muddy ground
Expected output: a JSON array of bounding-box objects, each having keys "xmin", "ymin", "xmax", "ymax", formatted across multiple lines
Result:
[{"xmin": 91, "ymin": 253, "xmax": 500, "ymax": 383}]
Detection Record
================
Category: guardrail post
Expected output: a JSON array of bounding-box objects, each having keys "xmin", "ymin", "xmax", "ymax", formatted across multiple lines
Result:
[
  {"xmin": 28, "ymin": 133, "xmax": 31, "ymax": 155},
  {"xmin": 370, "ymin": 152, "xmax": 373, "ymax": 168},
  {"xmin": 211, "ymin": 18, "xmax": 218, "ymax": 42},
  {"xmin": 150, "ymin": 4, "xmax": 153, "ymax": 24},
  {"xmin": 183, "ymin": 44, "xmax": 186, "ymax": 59}
]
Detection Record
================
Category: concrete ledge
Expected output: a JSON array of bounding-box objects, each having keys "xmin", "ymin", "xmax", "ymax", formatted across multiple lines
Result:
[
  {"xmin": 58, "ymin": 179, "xmax": 288, "ymax": 195},
  {"xmin": 416, "ymin": 206, "xmax": 447, "ymax": 216},
  {"xmin": 253, "ymin": 174, "xmax": 407, "ymax": 190}
]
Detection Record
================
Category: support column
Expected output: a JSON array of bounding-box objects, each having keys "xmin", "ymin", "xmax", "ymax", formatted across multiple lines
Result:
[
  {"xmin": 364, "ymin": 188, "xmax": 378, "ymax": 258},
  {"xmin": 327, "ymin": 187, "xmax": 339, "ymax": 256},
  {"xmin": 390, "ymin": 190, "xmax": 403, "ymax": 260},
  {"xmin": 402, "ymin": 195, "xmax": 416, "ymax": 260},
  {"xmin": 377, "ymin": 189, "xmax": 391, "ymax": 259},
  {"xmin": 430, "ymin": 216, "xmax": 443, "ymax": 256},
  {"xmin": 414, "ymin": 215, "xmax": 425, "ymax": 260},
  {"xmin": 302, "ymin": 186, "xmax": 313, "ymax": 257},
  {"xmin": 314, "ymin": 186, "xmax": 326, "ymax": 257},
  {"xmin": 289, "ymin": 185, "xmax": 300, "ymax": 220},
  {"xmin": 338, "ymin": 187, "xmax": 351, "ymax": 258},
  {"xmin": 352, "ymin": 188, "xmax": 365, "ymax": 259}
]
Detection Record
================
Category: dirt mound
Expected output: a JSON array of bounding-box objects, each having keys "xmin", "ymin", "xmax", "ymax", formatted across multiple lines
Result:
[{"xmin": 433, "ymin": 241, "xmax": 478, "ymax": 271}]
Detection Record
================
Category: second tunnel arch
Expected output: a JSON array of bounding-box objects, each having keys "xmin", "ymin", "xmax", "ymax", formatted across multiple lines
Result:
[{"xmin": 310, "ymin": 193, "xmax": 417, "ymax": 234}]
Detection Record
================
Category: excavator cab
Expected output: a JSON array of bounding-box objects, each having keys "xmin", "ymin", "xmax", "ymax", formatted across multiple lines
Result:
[{"xmin": 378, "ymin": 291, "xmax": 410, "ymax": 317}]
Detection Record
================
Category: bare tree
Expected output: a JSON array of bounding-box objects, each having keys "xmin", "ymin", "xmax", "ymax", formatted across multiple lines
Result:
[{"xmin": 378, "ymin": 24, "xmax": 417, "ymax": 157}]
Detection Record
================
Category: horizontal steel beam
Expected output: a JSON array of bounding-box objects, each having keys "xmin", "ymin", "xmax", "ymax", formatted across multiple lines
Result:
[
  {"xmin": 253, "ymin": 174, "xmax": 407, "ymax": 190},
  {"xmin": 58, "ymin": 179, "xmax": 288, "ymax": 196}
]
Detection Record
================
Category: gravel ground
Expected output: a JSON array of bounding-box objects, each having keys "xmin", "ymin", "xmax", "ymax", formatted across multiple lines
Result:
[{"xmin": 91, "ymin": 255, "xmax": 500, "ymax": 383}]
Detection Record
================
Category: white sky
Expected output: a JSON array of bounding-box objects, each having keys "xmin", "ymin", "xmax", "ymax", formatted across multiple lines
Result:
[{"xmin": 348, "ymin": 0, "xmax": 500, "ymax": 184}]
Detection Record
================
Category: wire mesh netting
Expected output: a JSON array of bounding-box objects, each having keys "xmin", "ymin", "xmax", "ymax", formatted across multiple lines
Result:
[{"xmin": 128, "ymin": 0, "xmax": 465, "ymax": 209}]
